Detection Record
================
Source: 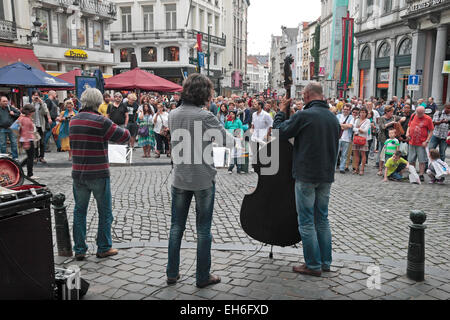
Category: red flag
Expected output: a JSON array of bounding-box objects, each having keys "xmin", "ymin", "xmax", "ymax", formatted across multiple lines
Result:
[{"xmin": 197, "ymin": 33, "xmax": 203, "ymax": 52}]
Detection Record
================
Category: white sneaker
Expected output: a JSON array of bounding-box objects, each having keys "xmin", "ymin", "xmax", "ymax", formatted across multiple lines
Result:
[{"xmin": 228, "ymin": 171, "xmax": 232, "ymax": 174}]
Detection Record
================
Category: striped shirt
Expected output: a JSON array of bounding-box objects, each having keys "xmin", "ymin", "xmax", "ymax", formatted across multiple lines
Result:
[
  {"xmin": 70, "ymin": 110, "xmax": 130, "ymax": 180},
  {"xmin": 169, "ymin": 102, "xmax": 235, "ymax": 191},
  {"xmin": 384, "ymin": 138, "xmax": 400, "ymax": 156}
]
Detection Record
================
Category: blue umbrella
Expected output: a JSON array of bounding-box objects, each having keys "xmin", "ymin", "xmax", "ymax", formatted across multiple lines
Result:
[
  {"xmin": 0, "ymin": 62, "xmax": 73, "ymax": 88},
  {"xmin": 93, "ymin": 69, "xmax": 105, "ymax": 94}
]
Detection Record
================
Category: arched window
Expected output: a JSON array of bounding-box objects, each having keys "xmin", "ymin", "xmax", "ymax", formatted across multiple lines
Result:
[
  {"xmin": 164, "ymin": 46, "xmax": 180, "ymax": 61},
  {"xmin": 141, "ymin": 47, "xmax": 157, "ymax": 62},
  {"xmin": 398, "ymin": 38, "xmax": 412, "ymax": 56},
  {"xmin": 378, "ymin": 42, "xmax": 390, "ymax": 58},
  {"xmin": 361, "ymin": 46, "xmax": 371, "ymax": 61}
]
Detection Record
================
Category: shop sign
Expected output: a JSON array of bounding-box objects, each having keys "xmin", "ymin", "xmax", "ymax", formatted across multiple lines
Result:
[
  {"xmin": 64, "ymin": 49, "xmax": 88, "ymax": 59},
  {"xmin": 407, "ymin": 0, "xmax": 447, "ymax": 14}
]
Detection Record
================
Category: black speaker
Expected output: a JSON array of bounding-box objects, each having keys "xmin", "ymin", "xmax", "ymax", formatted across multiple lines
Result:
[{"xmin": 0, "ymin": 209, "xmax": 55, "ymax": 300}]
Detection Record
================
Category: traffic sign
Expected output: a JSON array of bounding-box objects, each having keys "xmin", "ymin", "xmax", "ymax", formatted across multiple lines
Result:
[
  {"xmin": 198, "ymin": 52, "xmax": 205, "ymax": 67},
  {"xmin": 407, "ymin": 85, "xmax": 420, "ymax": 91},
  {"xmin": 408, "ymin": 75, "xmax": 420, "ymax": 85}
]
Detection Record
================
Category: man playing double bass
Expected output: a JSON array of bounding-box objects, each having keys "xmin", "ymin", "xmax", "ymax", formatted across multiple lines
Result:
[{"xmin": 273, "ymin": 82, "xmax": 340, "ymax": 277}]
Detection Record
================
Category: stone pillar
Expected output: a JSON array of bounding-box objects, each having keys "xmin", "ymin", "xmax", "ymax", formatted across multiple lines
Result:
[
  {"xmin": 388, "ymin": 37, "xmax": 396, "ymax": 100},
  {"xmin": 410, "ymin": 30, "xmax": 426, "ymax": 100},
  {"xmin": 431, "ymin": 25, "xmax": 447, "ymax": 106},
  {"xmin": 369, "ymin": 41, "xmax": 376, "ymax": 98}
]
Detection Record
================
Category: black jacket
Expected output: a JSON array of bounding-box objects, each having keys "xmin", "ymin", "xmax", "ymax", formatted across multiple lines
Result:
[
  {"xmin": 273, "ymin": 100, "xmax": 340, "ymax": 183},
  {"xmin": 0, "ymin": 105, "xmax": 20, "ymax": 129}
]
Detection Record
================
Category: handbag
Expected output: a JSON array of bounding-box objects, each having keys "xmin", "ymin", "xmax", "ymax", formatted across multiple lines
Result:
[
  {"xmin": 138, "ymin": 126, "xmax": 149, "ymax": 137},
  {"xmin": 353, "ymin": 135, "xmax": 366, "ymax": 146},
  {"xmin": 394, "ymin": 122, "xmax": 404, "ymax": 137},
  {"xmin": 399, "ymin": 142, "xmax": 408, "ymax": 156}
]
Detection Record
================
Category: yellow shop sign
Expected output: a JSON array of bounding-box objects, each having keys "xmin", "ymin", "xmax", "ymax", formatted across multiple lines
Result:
[{"xmin": 64, "ymin": 49, "xmax": 88, "ymax": 59}]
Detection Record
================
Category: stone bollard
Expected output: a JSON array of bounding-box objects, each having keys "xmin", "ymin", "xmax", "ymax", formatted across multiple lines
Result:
[
  {"xmin": 406, "ymin": 210, "xmax": 426, "ymax": 281},
  {"xmin": 52, "ymin": 193, "xmax": 73, "ymax": 257}
]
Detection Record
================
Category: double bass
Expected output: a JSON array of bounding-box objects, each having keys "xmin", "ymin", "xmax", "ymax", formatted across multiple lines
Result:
[{"xmin": 240, "ymin": 55, "xmax": 301, "ymax": 255}]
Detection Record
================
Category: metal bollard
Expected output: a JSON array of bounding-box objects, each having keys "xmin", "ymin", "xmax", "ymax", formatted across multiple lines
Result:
[
  {"xmin": 406, "ymin": 210, "xmax": 426, "ymax": 281},
  {"xmin": 52, "ymin": 193, "xmax": 73, "ymax": 257}
]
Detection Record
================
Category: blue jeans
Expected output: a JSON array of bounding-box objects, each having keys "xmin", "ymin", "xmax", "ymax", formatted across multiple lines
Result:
[
  {"xmin": 72, "ymin": 177, "xmax": 113, "ymax": 255},
  {"xmin": 44, "ymin": 121, "xmax": 61, "ymax": 150},
  {"xmin": 0, "ymin": 127, "xmax": 18, "ymax": 159},
  {"xmin": 337, "ymin": 140, "xmax": 350, "ymax": 171},
  {"xmin": 167, "ymin": 183, "xmax": 215, "ymax": 284},
  {"xmin": 295, "ymin": 181, "xmax": 332, "ymax": 271},
  {"xmin": 429, "ymin": 135, "xmax": 447, "ymax": 162}
]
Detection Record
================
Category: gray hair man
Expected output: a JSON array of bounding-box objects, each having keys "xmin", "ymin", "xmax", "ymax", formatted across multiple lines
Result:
[
  {"xmin": 69, "ymin": 88, "xmax": 130, "ymax": 261},
  {"xmin": 405, "ymin": 105, "xmax": 435, "ymax": 182},
  {"xmin": 273, "ymin": 82, "xmax": 340, "ymax": 277}
]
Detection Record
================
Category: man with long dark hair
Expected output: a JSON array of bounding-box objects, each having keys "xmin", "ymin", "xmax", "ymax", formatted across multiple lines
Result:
[{"xmin": 166, "ymin": 74, "xmax": 234, "ymax": 288}]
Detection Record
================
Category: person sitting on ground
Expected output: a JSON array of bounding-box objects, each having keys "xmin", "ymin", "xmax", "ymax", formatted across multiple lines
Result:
[
  {"xmin": 384, "ymin": 128, "xmax": 400, "ymax": 163},
  {"xmin": 426, "ymin": 149, "xmax": 449, "ymax": 185},
  {"xmin": 384, "ymin": 151, "xmax": 410, "ymax": 182}
]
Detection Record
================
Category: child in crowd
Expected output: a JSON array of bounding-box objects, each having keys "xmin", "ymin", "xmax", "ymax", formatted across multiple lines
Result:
[
  {"xmin": 384, "ymin": 151, "xmax": 409, "ymax": 182},
  {"xmin": 427, "ymin": 149, "xmax": 449, "ymax": 184},
  {"xmin": 384, "ymin": 128, "xmax": 400, "ymax": 163},
  {"xmin": 228, "ymin": 128, "xmax": 244, "ymax": 174}
]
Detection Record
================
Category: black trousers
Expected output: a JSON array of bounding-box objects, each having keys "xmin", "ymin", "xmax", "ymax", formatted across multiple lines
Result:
[
  {"xmin": 35, "ymin": 127, "xmax": 45, "ymax": 159},
  {"xmin": 155, "ymin": 133, "xmax": 169, "ymax": 153},
  {"xmin": 20, "ymin": 144, "xmax": 35, "ymax": 177}
]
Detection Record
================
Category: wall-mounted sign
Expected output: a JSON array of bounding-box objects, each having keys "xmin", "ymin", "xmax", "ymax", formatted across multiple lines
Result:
[
  {"xmin": 442, "ymin": 61, "xmax": 450, "ymax": 73},
  {"xmin": 407, "ymin": 0, "xmax": 447, "ymax": 14},
  {"xmin": 64, "ymin": 49, "xmax": 88, "ymax": 59}
]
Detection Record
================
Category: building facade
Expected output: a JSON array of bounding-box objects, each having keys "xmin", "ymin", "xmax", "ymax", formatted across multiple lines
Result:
[
  {"xmin": 354, "ymin": 0, "xmax": 450, "ymax": 106},
  {"xmin": 319, "ymin": 0, "xmax": 334, "ymax": 98},
  {"xmin": 30, "ymin": 0, "xmax": 117, "ymax": 76},
  {"xmin": 247, "ymin": 54, "xmax": 268, "ymax": 94},
  {"xmin": 110, "ymin": 0, "xmax": 226, "ymax": 92},
  {"xmin": 269, "ymin": 35, "xmax": 282, "ymax": 95},
  {"xmin": 222, "ymin": 0, "xmax": 249, "ymax": 96}
]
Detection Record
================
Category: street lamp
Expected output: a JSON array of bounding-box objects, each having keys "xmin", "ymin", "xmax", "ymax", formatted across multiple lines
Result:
[
  {"xmin": 21, "ymin": 17, "xmax": 41, "ymax": 45},
  {"xmin": 207, "ymin": 24, "xmax": 212, "ymax": 77}
]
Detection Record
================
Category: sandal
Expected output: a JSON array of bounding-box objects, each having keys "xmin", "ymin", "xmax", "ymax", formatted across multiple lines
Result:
[
  {"xmin": 196, "ymin": 274, "xmax": 221, "ymax": 288},
  {"xmin": 377, "ymin": 171, "xmax": 382, "ymax": 176}
]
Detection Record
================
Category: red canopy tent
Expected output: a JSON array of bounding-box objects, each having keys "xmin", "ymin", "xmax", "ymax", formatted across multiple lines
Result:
[
  {"xmin": 57, "ymin": 69, "xmax": 82, "ymax": 88},
  {"xmin": 104, "ymin": 68, "xmax": 183, "ymax": 92}
]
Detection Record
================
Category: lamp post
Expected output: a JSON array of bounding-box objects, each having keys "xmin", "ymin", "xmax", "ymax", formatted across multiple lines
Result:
[{"xmin": 207, "ymin": 24, "xmax": 212, "ymax": 77}]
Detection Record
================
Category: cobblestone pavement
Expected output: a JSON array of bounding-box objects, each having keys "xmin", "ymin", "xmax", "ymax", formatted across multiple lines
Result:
[{"xmin": 31, "ymin": 147, "xmax": 449, "ymax": 300}]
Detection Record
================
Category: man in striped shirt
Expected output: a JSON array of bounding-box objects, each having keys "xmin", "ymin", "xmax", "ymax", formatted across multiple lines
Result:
[{"xmin": 70, "ymin": 88, "xmax": 130, "ymax": 261}]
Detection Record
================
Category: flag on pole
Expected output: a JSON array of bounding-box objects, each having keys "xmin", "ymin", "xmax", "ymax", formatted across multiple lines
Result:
[
  {"xmin": 339, "ymin": 11, "xmax": 354, "ymax": 91},
  {"xmin": 197, "ymin": 33, "xmax": 203, "ymax": 52}
]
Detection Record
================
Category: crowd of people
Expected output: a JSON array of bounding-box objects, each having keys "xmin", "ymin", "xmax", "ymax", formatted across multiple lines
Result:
[{"xmin": 1, "ymin": 86, "xmax": 449, "ymax": 184}]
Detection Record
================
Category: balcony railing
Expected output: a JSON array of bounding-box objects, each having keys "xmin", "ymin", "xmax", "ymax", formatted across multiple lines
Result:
[
  {"xmin": 111, "ymin": 29, "xmax": 226, "ymax": 47},
  {"xmin": 0, "ymin": 20, "xmax": 17, "ymax": 41},
  {"xmin": 57, "ymin": 0, "xmax": 117, "ymax": 19}
]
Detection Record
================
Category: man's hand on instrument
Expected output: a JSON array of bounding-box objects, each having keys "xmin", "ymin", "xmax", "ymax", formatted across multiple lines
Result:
[{"xmin": 279, "ymin": 96, "xmax": 292, "ymax": 115}]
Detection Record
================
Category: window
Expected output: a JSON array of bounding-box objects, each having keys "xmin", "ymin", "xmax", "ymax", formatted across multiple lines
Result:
[
  {"xmin": 36, "ymin": 9, "xmax": 51, "ymax": 43},
  {"xmin": 121, "ymin": 7, "xmax": 132, "ymax": 32},
  {"xmin": 77, "ymin": 18, "xmax": 87, "ymax": 47},
  {"xmin": 214, "ymin": 52, "xmax": 218, "ymax": 65},
  {"xmin": 398, "ymin": 38, "xmax": 412, "ymax": 56},
  {"xmin": 367, "ymin": 0, "xmax": 374, "ymax": 17},
  {"xmin": 0, "ymin": 1, "xmax": 4, "ymax": 20},
  {"xmin": 143, "ymin": 5, "xmax": 154, "ymax": 32},
  {"xmin": 58, "ymin": 14, "xmax": 70, "ymax": 46},
  {"xmin": 361, "ymin": 46, "xmax": 371, "ymax": 61},
  {"xmin": 164, "ymin": 47, "xmax": 179, "ymax": 61},
  {"xmin": 93, "ymin": 21, "xmax": 103, "ymax": 49},
  {"xmin": 383, "ymin": 0, "xmax": 392, "ymax": 14},
  {"xmin": 120, "ymin": 48, "xmax": 134, "ymax": 63},
  {"xmin": 41, "ymin": 62, "xmax": 59, "ymax": 71},
  {"xmin": 378, "ymin": 42, "xmax": 390, "ymax": 58},
  {"xmin": 165, "ymin": 4, "xmax": 176, "ymax": 31},
  {"xmin": 141, "ymin": 47, "xmax": 157, "ymax": 62}
]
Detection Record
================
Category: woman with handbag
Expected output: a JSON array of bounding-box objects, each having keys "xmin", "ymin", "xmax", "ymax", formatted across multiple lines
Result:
[
  {"xmin": 153, "ymin": 103, "xmax": 170, "ymax": 158},
  {"xmin": 56, "ymin": 99, "xmax": 77, "ymax": 161},
  {"xmin": 137, "ymin": 104, "xmax": 156, "ymax": 158},
  {"xmin": 352, "ymin": 108, "xmax": 371, "ymax": 175}
]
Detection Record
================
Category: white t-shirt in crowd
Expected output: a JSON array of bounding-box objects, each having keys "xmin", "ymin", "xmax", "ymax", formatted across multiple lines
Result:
[
  {"xmin": 153, "ymin": 112, "xmax": 169, "ymax": 134},
  {"xmin": 251, "ymin": 110, "xmax": 273, "ymax": 143},
  {"xmin": 337, "ymin": 113, "xmax": 353, "ymax": 143}
]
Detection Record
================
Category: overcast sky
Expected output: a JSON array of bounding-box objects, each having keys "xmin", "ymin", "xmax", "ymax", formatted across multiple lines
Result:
[{"xmin": 247, "ymin": 0, "xmax": 321, "ymax": 55}]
